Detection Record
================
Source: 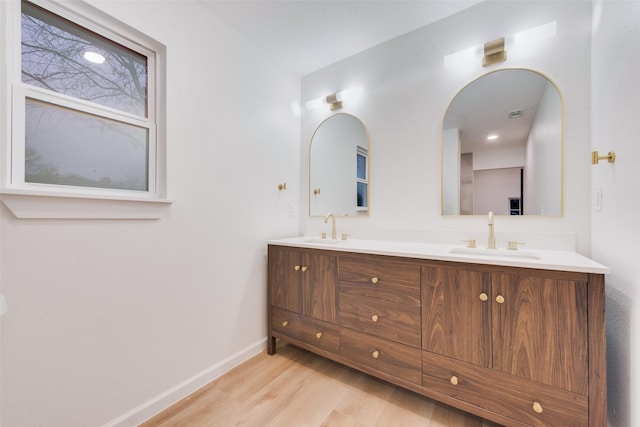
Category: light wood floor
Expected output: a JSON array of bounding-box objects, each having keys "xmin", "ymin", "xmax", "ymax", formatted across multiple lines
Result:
[{"xmin": 141, "ymin": 343, "xmax": 502, "ymax": 427}]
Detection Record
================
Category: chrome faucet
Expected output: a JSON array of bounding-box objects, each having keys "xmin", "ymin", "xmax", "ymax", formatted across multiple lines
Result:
[
  {"xmin": 487, "ymin": 211, "xmax": 496, "ymax": 249},
  {"xmin": 324, "ymin": 213, "xmax": 337, "ymax": 240}
]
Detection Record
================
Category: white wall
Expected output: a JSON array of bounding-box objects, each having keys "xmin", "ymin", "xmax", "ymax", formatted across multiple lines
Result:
[
  {"xmin": 0, "ymin": 1, "xmax": 300, "ymax": 425},
  {"xmin": 591, "ymin": 2, "xmax": 640, "ymax": 426},
  {"xmin": 473, "ymin": 167, "xmax": 521, "ymax": 215},
  {"xmin": 525, "ymin": 81, "xmax": 562, "ymax": 215},
  {"xmin": 442, "ymin": 128, "xmax": 460, "ymax": 215},
  {"xmin": 301, "ymin": 1, "xmax": 592, "ymax": 253},
  {"xmin": 473, "ymin": 147, "xmax": 525, "ymax": 171}
]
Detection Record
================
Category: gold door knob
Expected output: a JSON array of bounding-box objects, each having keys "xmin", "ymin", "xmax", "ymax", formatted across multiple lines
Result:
[
  {"xmin": 282, "ymin": 321, "xmax": 289, "ymax": 327},
  {"xmin": 371, "ymin": 314, "xmax": 379, "ymax": 322},
  {"xmin": 532, "ymin": 401, "xmax": 543, "ymax": 414},
  {"xmin": 450, "ymin": 375, "xmax": 458, "ymax": 386},
  {"xmin": 371, "ymin": 277, "xmax": 379, "ymax": 284},
  {"xmin": 316, "ymin": 332, "xmax": 323, "ymax": 339},
  {"xmin": 301, "ymin": 266, "xmax": 308, "ymax": 272},
  {"xmin": 479, "ymin": 293, "xmax": 488, "ymax": 302},
  {"xmin": 294, "ymin": 265, "xmax": 300, "ymax": 271},
  {"xmin": 496, "ymin": 295, "xmax": 505, "ymax": 304},
  {"xmin": 372, "ymin": 350, "xmax": 380, "ymax": 359}
]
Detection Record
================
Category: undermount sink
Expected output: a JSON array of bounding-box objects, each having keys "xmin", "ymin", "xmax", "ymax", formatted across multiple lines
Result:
[{"xmin": 449, "ymin": 247, "xmax": 540, "ymax": 260}]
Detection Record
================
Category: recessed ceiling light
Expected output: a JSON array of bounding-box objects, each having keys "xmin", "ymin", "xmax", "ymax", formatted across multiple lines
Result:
[
  {"xmin": 84, "ymin": 51, "xmax": 105, "ymax": 64},
  {"xmin": 487, "ymin": 134, "xmax": 498, "ymax": 140}
]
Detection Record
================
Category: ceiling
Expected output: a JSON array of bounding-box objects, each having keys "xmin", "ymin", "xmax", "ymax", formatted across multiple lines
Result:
[
  {"xmin": 444, "ymin": 70, "xmax": 550, "ymax": 154},
  {"xmin": 199, "ymin": 0, "xmax": 482, "ymax": 76}
]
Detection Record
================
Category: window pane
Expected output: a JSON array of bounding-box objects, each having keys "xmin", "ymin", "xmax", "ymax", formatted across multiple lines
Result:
[
  {"xmin": 25, "ymin": 99, "xmax": 148, "ymax": 191},
  {"xmin": 357, "ymin": 153, "xmax": 367, "ymax": 179},
  {"xmin": 21, "ymin": 1, "xmax": 148, "ymax": 117},
  {"xmin": 357, "ymin": 182, "xmax": 367, "ymax": 208}
]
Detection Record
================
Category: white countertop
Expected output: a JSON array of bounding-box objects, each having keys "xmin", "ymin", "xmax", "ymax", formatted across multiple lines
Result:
[{"xmin": 268, "ymin": 236, "xmax": 610, "ymax": 274}]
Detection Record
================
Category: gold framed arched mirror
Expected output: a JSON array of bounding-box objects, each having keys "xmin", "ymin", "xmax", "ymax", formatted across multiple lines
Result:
[
  {"xmin": 309, "ymin": 113, "xmax": 369, "ymax": 217},
  {"xmin": 442, "ymin": 69, "xmax": 563, "ymax": 216}
]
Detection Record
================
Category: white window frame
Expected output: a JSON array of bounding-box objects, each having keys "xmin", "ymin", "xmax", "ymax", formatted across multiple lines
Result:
[
  {"xmin": 356, "ymin": 146, "xmax": 368, "ymax": 213},
  {"xmin": 0, "ymin": 0, "xmax": 170, "ymax": 218}
]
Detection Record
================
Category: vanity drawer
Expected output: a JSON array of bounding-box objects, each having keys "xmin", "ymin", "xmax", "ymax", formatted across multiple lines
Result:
[
  {"xmin": 272, "ymin": 307, "xmax": 340, "ymax": 354},
  {"xmin": 422, "ymin": 351, "xmax": 588, "ymax": 427},
  {"xmin": 341, "ymin": 328, "xmax": 421, "ymax": 385},
  {"xmin": 339, "ymin": 256, "xmax": 421, "ymax": 298},
  {"xmin": 339, "ymin": 292, "xmax": 421, "ymax": 347}
]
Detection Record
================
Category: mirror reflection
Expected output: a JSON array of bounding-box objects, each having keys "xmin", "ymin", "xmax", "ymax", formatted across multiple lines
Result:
[
  {"xmin": 442, "ymin": 69, "xmax": 562, "ymax": 216},
  {"xmin": 309, "ymin": 113, "xmax": 369, "ymax": 217}
]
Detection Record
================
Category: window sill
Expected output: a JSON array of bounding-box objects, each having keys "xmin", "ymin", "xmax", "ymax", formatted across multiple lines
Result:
[{"xmin": 0, "ymin": 189, "xmax": 173, "ymax": 219}]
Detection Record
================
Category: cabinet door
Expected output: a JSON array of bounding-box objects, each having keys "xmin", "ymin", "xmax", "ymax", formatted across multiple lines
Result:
[
  {"xmin": 301, "ymin": 252, "xmax": 337, "ymax": 323},
  {"xmin": 422, "ymin": 266, "xmax": 491, "ymax": 367},
  {"xmin": 269, "ymin": 247, "xmax": 301, "ymax": 312},
  {"xmin": 492, "ymin": 272, "xmax": 589, "ymax": 395}
]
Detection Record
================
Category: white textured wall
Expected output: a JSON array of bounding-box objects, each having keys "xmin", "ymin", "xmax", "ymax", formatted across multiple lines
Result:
[
  {"xmin": 591, "ymin": 2, "xmax": 640, "ymax": 426},
  {"xmin": 301, "ymin": 1, "xmax": 592, "ymax": 253},
  {"xmin": 0, "ymin": 1, "xmax": 300, "ymax": 425}
]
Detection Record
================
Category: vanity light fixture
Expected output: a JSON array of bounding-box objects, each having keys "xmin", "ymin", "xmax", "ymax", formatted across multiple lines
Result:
[
  {"xmin": 305, "ymin": 86, "xmax": 363, "ymax": 111},
  {"xmin": 487, "ymin": 134, "xmax": 499, "ymax": 141},
  {"xmin": 512, "ymin": 21, "xmax": 557, "ymax": 46},
  {"xmin": 482, "ymin": 37, "xmax": 506, "ymax": 67},
  {"xmin": 445, "ymin": 21, "xmax": 556, "ymax": 69}
]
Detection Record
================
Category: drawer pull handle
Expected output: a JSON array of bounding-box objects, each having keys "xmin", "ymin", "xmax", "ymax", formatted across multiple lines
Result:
[
  {"xmin": 532, "ymin": 401, "xmax": 543, "ymax": 414},
  {"xmin": 371, "ymin": 314, "xmax": 379, "ymax": 322},
  {"xmin": 316, "ymin": 332, "xmax": 323, "ymax": 339},
  {"xmin": 479, "ymin": 293, "xmax": 488, "ymax": 302},
  {"xmin": 282, "ymin": 321, "xmax": 289, "ymax": 327},
  {"xmin": 450, "ymin": 375, "xmax": 459, "ymax": 386},
  {"xmin": 372, "ymin": 350, "xmax": 380, "ymax": 359},
  {"xmin": 301, "ymin": 266, "xmax": 308, "ymax": 272},
  {"xmin": 294, "ymin": 265, "xmax": 301, "ymax": 271},
  {"xmin": 371, "ymin": 277, "xmax": 379, "ymax": 284},
  {"xmin": 496, "ymin": 295, "xmax": 505, "ymax": 304}
]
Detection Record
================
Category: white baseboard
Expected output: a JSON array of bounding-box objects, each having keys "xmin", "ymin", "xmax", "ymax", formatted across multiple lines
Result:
[{"xmin": 102, "ymin": 338, "xmax": 267, "ymax": 427}]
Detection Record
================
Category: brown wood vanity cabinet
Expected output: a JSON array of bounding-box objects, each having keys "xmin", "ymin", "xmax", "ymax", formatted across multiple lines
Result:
[
  {"xmin": 267, "ymin": 244, "xmax": 606, "ymax": 427},
  {"xmin": 268, "ymin": 246, "xmax": 338, "ymax": 356}
]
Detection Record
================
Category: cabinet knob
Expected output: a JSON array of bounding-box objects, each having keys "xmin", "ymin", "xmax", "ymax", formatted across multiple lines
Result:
[
  {"xmin": 316, "ymin": 332, "xmax": 323, "ymax": 339},
  {"xmin": 450, "ymin": 375, "xmax": 459, "ymax": 386},
  {"xmin": 371, "ymin": 277, "xmax": 379, "ymax": 284},
  {"xmin": 372, "ymin": 350, "xmax": 380, "ymax": 359},
  {"xmin": 371, "ymin": 314, "xmax": 379, "ymax": 322},
  {"xmin": 479, "ymin": 292, "xmax": 488, "ymax": 302},
  {"xmin": 301, "ymin": 266, "xmax": 308, "ymax": 272},
  {"xmin": 294, "ymin": 265, "xmax": 300, "ymax": 271},
  {"xmin": 282, "ymin": 321, "xmax": 289, "ymax": 327},
  {"xmin": 532, "ymin": 401, "xmax": 543, "ymax": 414},
  {"xmin": 496, "ymin": 295, "xmax": 505, "ymax": 304}
]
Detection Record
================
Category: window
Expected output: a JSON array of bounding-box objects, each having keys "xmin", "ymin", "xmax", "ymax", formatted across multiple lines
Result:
[
  {"xmin": 1, "ymin": 0, "xmax": 167, "ymax": 216},
  {"xmin": 356, "ymin": 146, "xmax": 368, "ymax": 212}
]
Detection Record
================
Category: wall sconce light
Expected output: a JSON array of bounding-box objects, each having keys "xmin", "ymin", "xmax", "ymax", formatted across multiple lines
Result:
[
  {"xmin": 444, "ymin": 21, "xmax": 556, "ymax": 69},
  {"xmin": 305, "ymin": 86, "xmax": 363, "ymax": 111},
  {"xmin": 483, "ymin": 37, "xmax": 506, "ymax": 67},
  {"xmin": 592, "ymin": 150, "xmax": 616, "ymax": 164}
]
